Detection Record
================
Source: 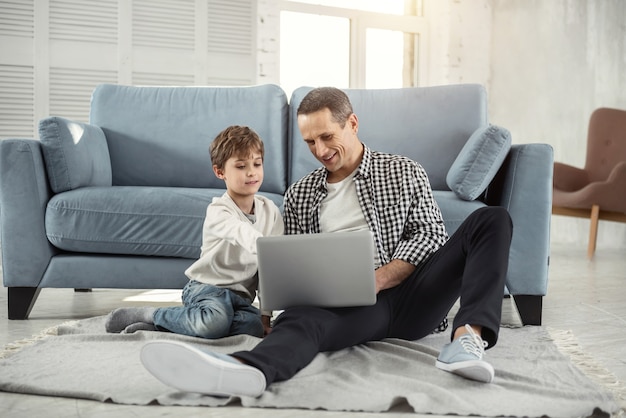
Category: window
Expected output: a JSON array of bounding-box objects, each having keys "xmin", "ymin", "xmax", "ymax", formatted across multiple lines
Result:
[
  {"xmin": 286, "ymin": 0, "xmax": 420, "ymax": 16},
  {"xmin": 279, "ymin": 0, "xmax": 426, "ymax": 97},
  {"xmin": 280, "ymin": 12, "xmax": 350, "ymax": 95},
  {"xmin": 366, "ymin": 28, "xmax": 419, "ymax": 89}
]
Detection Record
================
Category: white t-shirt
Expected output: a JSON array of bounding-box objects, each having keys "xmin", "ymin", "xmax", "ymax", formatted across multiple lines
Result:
[{"xmin": 320, "ymin": 169, "xmax": 381, "ymax": 267}]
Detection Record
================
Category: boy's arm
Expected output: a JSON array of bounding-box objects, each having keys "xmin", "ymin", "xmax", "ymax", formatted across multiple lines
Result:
[
  {"xmin": 270, "ymin": 207, "xmax": 285, "ymax": 236},
  {"xmin": 204, "ymin": 204, "xmax": 262, "ymax": 254}
]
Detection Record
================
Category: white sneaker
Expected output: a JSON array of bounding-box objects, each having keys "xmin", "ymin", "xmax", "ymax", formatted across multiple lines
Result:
[
  {"xmin": 435, "ymin": 324, "xmax": 495, "ymax": 383},
  {"xmin": 141, "ymin": 340, "xmax": 266, "ymax": 397}
]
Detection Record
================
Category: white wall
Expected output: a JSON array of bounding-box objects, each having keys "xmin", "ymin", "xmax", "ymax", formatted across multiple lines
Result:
[
  {"xmin": 423, "ymin": 0, "xmax": 492, "ymax": 87},
  {"xmin": 419, "ymin": 0, "xmax": 626, "ymax": 249},
  {"xmin": 428, "ymin": 0, "xmax": 626, "ymax": 249},
  {"xmin": 487, "ymin": 0, "xmax": 626, "ymax": 249},
  {"xmin": 256, "ymin": 0, "xmax": 280, "ymax": 85}
]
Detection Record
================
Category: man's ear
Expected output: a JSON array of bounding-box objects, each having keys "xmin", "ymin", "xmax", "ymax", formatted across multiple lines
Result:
[
  {"xmin": 348, "ymin": 113, "xmax": 359, "ymax": 133},
  {"xmin": 213, "ymin": 165, "xmax": 225, "ymax": 179}
]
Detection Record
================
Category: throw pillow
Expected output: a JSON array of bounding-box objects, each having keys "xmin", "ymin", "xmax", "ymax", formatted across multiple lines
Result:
[
  {"xmin": 39, "ymin": 116, "xmax": 112, "ymax": 193},
  {"xmin": 446, "ymin": 124, "xmax": 511, "ymax": 201}
]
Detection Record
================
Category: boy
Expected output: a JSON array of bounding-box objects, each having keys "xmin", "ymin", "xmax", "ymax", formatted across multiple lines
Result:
[{"xmin": 105, "ymin": 125, "xmax": 284, "ymax": 338}]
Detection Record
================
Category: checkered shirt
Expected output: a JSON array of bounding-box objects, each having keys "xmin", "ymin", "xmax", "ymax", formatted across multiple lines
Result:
[{"xmin": 283, "ymin": 145, "xmax": 449, "ymax": 268}]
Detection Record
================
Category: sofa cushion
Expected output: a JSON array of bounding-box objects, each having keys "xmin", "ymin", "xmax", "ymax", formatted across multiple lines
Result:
[
  {"xmin": 39, "ymin": 116, "xmax": 112, "ymax": 193},
  {"xmin": 46, "ymin": 187, "xmax": 209, "ymax": 258},
  {"xmin": 90, "ymin": 84, "xmax": 288, "ymax": 195},
  {"xmin": 288, "ymin": 84, "xmax": 489, "ymax": 189},
  {"xmin": 446, "ymin": 124, "xmax": 511, "ymax": 201},
  {"xmin": 433, "ymin": 191, "xmax": 487, "ymax": 235},
  {"xmin": 45, "ymin": 187, "xmax": 285, "ymax": 259}
]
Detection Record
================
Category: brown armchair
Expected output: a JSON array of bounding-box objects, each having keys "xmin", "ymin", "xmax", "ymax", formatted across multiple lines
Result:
[{"xmin": 552, "ymin": 107, "xmax": 626, "ymax": 258}]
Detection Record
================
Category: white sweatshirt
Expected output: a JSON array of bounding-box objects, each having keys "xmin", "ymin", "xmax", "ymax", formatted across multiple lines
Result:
[{"xmin": 185, "ymin": 192, "xmax": 284, "ymax": 315}]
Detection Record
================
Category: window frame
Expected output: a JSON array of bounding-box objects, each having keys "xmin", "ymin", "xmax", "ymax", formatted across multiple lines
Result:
[{"xmin": 277, "ymin": 0, "xmax": 429, "ymax": 88}]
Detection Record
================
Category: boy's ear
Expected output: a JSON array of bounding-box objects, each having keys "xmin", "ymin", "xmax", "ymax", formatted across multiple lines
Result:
[{"xmin": 213, "ymin": 165, "xmax": 225, "ymax": 179}]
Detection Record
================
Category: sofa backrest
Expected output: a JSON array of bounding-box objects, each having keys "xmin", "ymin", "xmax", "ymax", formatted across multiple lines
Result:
[
  {"xmin": 90, "ymin": 84, "xmax": 289, "ymax": 195},
  {"xmin": 288, "ymin": 84, "xmax": 489, "ymax": 190}
]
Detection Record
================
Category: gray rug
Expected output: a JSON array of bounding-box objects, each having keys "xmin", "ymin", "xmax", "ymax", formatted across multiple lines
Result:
[{"xmin": 0, "ymin": 316, "xmax": 622, "ymax": 417}]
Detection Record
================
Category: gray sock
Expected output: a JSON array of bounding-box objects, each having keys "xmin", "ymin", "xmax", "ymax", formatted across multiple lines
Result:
[
  {"xmin": 122, "ymin": 322, "xmax": 159, "ymax": 334},
  {"xmin": 105, "ymin": 307, "xmax": 156, "ymax": 333}
]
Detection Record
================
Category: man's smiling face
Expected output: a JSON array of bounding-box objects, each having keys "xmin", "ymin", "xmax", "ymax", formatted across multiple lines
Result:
[{"xmin": 297, "ymin": 107, "xmax": 362, "ymax": 183}]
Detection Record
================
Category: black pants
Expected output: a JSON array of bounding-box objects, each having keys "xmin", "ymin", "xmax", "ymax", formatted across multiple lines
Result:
[{"xmin": 234, "ymin": 206, "xmax": 513, "ymax": 385}]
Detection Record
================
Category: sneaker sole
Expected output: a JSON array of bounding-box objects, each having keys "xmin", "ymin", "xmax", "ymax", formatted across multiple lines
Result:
[
  {"xmin": 141, "ymin": 341, "xmax": 266, "ymax": 397},
  {"xmin": 435, "ymin": 359, "xmax": 494, "ymax": 383}
]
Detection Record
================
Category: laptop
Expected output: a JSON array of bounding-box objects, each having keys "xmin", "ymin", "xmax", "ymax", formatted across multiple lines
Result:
[{"xmin": 256, "ymin": 230, "xmax": 377, "ymax": 311}]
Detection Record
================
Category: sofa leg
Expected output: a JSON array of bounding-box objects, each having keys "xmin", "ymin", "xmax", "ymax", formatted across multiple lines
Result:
[
  {"xmin": 512, "ymin": 295, "xmax": 542, "ymax": 326},
  {"xmin": 8, "ymin": 287, "xmax": 41, "ymax": 320}
]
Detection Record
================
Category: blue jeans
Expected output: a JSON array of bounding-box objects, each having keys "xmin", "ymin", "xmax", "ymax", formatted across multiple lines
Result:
[{"xmin": 153, "ymin": 280, "xmax": 264, "ymax": 339}]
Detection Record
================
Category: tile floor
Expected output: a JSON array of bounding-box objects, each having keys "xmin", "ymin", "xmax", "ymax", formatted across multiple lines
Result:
[{"xmin": 0, "ymin": 242, "xmax": 625, "ymax": 417}]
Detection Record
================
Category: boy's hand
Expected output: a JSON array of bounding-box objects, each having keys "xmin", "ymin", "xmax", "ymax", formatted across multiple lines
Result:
[{"xmin": 262, "ymin": 315, "xmax": 272, "ymax": 336}]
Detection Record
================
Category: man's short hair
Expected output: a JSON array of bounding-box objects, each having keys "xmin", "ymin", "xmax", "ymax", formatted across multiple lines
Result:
[
  {"xmin": 209, "ymin": 125, "xmax": 264, "ymax": 169},
  {"xmin": 297, "ymin": 87, "xmax": 354, "ymax": 128}
]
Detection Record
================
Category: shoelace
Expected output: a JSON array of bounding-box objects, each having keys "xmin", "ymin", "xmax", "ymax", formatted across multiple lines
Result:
[{"xmin": 458, "ymin": 324, "xmax": 487, "ymax": 359}]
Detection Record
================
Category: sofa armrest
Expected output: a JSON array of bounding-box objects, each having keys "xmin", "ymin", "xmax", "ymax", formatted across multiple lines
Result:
[
  {"xmin": 0, "ymin": 139, "xmax": 57, "ymax": 287},
  {"xmin": 486, "ymin": 143, "xmax": 554, "ymax": 296}
]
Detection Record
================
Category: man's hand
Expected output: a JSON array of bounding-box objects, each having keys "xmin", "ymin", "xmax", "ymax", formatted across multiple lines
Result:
[
  {"xmin": 374, "ymin": 259, "xmax": 416, "ymax": 293},
  {"xmin": 262, "ymin": 315, "xmax": 272, "ymax": 336}
]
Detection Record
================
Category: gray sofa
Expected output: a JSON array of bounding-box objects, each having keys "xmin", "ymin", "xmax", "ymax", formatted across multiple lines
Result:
[{"xmin": 0, "ymin": 83, "xmax": 553, "ymax": 324}]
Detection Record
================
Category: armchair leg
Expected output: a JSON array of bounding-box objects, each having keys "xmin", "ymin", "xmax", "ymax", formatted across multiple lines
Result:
[
  {"xmin": 8, "ymin": 287, "xmax": 41, "ymax": 320},
  {"xmin": 588, "ymin": 204, "xmax": 600, "ymax": 259},
  {"xmin": 512, "ymin": 295, "xmax": 542, "ymax": 326}
]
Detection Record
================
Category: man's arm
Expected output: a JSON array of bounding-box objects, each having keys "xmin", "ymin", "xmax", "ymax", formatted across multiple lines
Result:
[
  {"xmin": 282, "ymin": 190, "xmax": 300, "ymax": 235},
  {"xmin": 369, "ymin": 158, "xmax": 445, "ymax": 292},
  {"xmin": 375, "ymin": 259, "xmax": 416, "ymax": 293},
  {"xmin": 388, "ymin": 161, "xmax": 448, "ymax": 267}
]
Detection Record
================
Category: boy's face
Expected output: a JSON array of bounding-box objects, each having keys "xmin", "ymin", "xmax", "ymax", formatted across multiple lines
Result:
[{"xmin": 213, "ymin": 150, "xmax": 264, "ymax": 199}]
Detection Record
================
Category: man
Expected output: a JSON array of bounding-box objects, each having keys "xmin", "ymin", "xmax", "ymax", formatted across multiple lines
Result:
[{"xmin": 140, "ymin": 87, "xmax": 513, "ymax": 397}]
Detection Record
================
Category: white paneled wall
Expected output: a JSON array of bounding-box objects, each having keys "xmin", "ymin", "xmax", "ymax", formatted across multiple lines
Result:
[
  {"xmin": 0, "ymin": 0, "xmax": 256, "ymax": 138},
  {"xmin": 0, "ymin": 0, "xmax": 35, "ymax": 137},
  {"xmin": 0, "ymin": 64, "xmax": 34, "ymax": 138}
]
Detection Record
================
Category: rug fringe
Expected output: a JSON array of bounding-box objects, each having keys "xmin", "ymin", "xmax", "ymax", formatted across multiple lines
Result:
[
  {"xmin": 548, "ymin": 327, "xmax": 626, "ymax": 412},
  {"xmin": 0, "ymin": 320, "xmax": 78, "ymax": 360}
]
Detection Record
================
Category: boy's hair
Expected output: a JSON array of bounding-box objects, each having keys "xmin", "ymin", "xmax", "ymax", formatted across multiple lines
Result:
[
  {"xmin": 209, "ymin": 125, "xmax": 264, "ymax": 169},
  {"xmin": 297, "ymin": 87, "xmax": 353, "ymax": 128}
]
